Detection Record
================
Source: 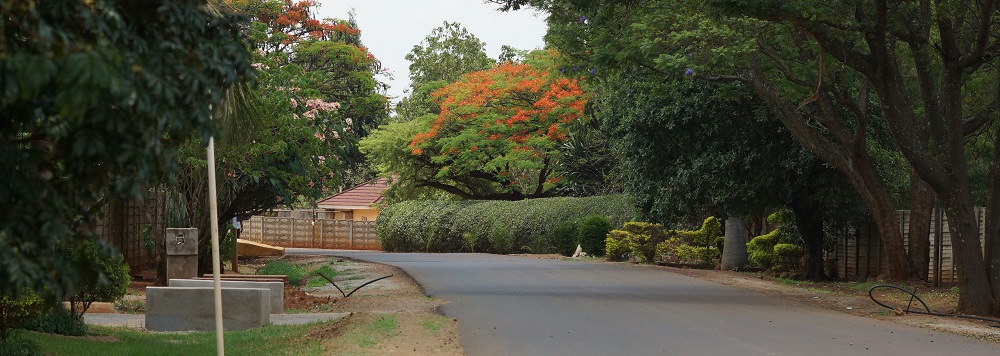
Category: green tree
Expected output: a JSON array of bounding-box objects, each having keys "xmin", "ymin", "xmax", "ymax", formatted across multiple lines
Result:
[
  {"xmin": 494, "ymin": 0, "xmax": 886, "ymax": 281},
  {"xmin": 707, "ymin": 0, "xmax": 1000, "ymax": 316},
  {"xmin": 364, "ymin": 50, "xmax": 588, "ymax": 201},
  {"xmin": 395, "ymin": 21, "xmax": 497, "ymax": 121},
  {"xmin": 172, "ymin": 0, "xmax": 373, "ymax": 273},
  {"xmin": 0, "ymin": 0, "xmax": 252, "ymax": 300},
  {"xmin": 501, "ymin": 0, "xmax": 1000, "ymax": 315}
]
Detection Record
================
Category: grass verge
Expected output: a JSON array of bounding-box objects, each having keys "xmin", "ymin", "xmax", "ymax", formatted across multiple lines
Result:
[{"xmin": 22, "ymin": 322, "xmax": 332, "ymax": 355}]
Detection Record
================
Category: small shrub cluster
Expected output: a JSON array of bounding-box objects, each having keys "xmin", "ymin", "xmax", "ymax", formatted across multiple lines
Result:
[
  {"xmin": 604, "ymin": 222, "xmax": 677, "ymax": 262},
  {"xmin": 746, "ymin": 211, "xmax": 805, "ymax": 271},
  {"xmin": 773, "ymin": 243, "xmax": 804, "ymax": 271},
  {"xmin": 377, "ymin": 195, "xmax": 636, "ymax": 254},
  {"xmin": 64, "ymin": 241, "xmax": 130, "ymax": 317},
  {"xmin": 24, "ymin": 309, "xmax": 87, "ymax": 337},
  {"xmin": 0, "ymin": 291, "xmax": 45, "ymax": 341},
  {"xmin": 605, "ymin": 217, "xmax": 722, "ymax": 264},
  {"xmin": 0, "ymin": 337, "xmax": 40, "ymax": 356}
]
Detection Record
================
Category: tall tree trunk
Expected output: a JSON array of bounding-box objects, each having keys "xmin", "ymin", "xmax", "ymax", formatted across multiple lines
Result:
[
  {"xmin": 986, "ymin": 125, "xmax": 1000, "ymax": 316},
  {"xmin": 789, "ymin": 198, "xmax": 828, "ymax": 282},
  {"xmin": 941, "ymin": 192, "xmax": 996, "ymax": 316},
  {"xmin": 721, "ymin": 217, "xmax": 748, "ymax": 271},
  {"xmin": 744, "ymin": 70, "xmax": 913, "ymax": 281},
  {"xmin": 908, "ymin": 167, "xmax": 934, "ymax": 281}
]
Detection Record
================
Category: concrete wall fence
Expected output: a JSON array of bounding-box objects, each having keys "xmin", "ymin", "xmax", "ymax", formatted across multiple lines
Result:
[
  {"xmin": 244, "ymin": 216, "xmax": 380, "ymax": 250},
  {"xmin": 828, "ymin": 207, "xmax": 986, "ymax": 284}
]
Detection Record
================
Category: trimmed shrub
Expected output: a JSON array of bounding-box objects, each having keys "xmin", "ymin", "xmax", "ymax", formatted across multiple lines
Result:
[
  {"xmin": 675, "ymin": 244, "xmax": 720, "ymax": 264},
  {"xmin": 578, "ymin": 215, "xmax": 612, "ymax": 256},
  {"xmin": 773, "ymin": 243, "xmax": 805, "ymax": 271},
  {"xmin": 377, "ymin": 195, "xmax": 636, "ymax": 254},
  {"xmin": 553, "ymin": 222, "xmax": 578, "ymax": 257},
  {"xmin": 604, "ymin": 230, "xmax": 633, "ymax": 261},
  {"xmin": 747, "ymin": 230, "xmax": 779, "ymax": 269},
  {"xmin": 677, "ymin": 217, "xmax": 721, "ymax": 247},
  {"xmin": 0, "ymin": 291, "xmax": 44, "ymax": 341}
]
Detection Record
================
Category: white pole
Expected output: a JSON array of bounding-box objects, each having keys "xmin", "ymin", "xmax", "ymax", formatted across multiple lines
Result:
[{"xmin": 207, "ymin": 135, "xmax": 226, "ymax": 355}]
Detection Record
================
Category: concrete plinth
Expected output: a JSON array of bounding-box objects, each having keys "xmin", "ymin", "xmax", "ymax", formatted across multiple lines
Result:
[
  {"xmin": 145, "ymin": 287, "xmax": 270, "ymax": 331},
  {"xmin": 169, "ymin": 279, "xmax": 284, "ymax": 314}
]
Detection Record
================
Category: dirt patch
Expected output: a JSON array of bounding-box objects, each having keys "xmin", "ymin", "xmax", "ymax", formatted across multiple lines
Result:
[
  {"xmin": 660, "ymin": 265, "xmax": 1000, "ymax": 343},
  {"xmin": 243, "ymin": 255, "xmax": 463, "ymax": 355}
]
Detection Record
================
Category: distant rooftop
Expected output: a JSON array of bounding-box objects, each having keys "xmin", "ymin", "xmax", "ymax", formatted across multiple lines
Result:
[{"xmin": 316, "ymin": 178, "xmax": 388, "ymax": 210}]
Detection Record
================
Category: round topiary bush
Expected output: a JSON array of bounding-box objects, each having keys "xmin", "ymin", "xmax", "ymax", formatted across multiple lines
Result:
[
  {"xmin": 578, "ymin": 215, "xmax": 612, "ymax": 257},
  {"xmin": 773, "ymin": 243, "xmax": 804, "ymax": 271}
]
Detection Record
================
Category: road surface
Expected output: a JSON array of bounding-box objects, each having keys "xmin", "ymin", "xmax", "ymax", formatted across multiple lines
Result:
[{"xmin": 289, "ymin": 249, "xmax": 1000, "ymax": 355}]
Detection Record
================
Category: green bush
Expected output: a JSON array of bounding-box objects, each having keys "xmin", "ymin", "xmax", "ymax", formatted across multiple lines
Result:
[
  {"xmin": 746, "ymin": 230, "xmax": 779, "ymax": 269},
  {"xmin": 0, "ymin": 291, "xmax": 45, "ymax": 341},
  {"xmin": 552, "ymin": 222, "xmax": 578, "ymax": 257},
  {"xmin": 674, "ymin": 244, "xmax": 720, "ymax": 264},
  {"xmin": 747, "ymin": 210, "xmax": 804, "ymax": 270},
  {"xmin": 677, "ymin": 217, "xmax": 721, "ymax": 247},
  {"xmin": 773, "ymin": 243, "xmax": 804, "ymax": 271},
  {"xmin": 578, "ymin": 215, "xmax": 612, "ymax": 256},
  {"xmin": 64, "ymin": 241, "xmax": 130, "ymax": 317},
  {"xmin": 24, "ymin": 308, "xmax": 87, "ymax": 336},
  {"xmin": 604, "ymin": 230, "xmax": 633, "ymax": 261},
  {"xmin": 377, "ymin": 195, "xmax": 636, "ymax": 254},
  {"xmin": 0, "ymin": 336, "xmax": 40, "ymax": 356},
  {"xmin": 257, "ymin": 260, "xmax": 306, "ymax": 286}
]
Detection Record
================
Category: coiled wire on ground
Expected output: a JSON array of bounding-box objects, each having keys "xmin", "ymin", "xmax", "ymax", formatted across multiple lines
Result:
[{"xmin": 868, "ymin": 284, "xmax": 1000, "ymax": 326}]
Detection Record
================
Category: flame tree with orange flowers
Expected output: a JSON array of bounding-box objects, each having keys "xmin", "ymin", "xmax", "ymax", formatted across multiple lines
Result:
[{"xmin": 363, "ymin": 51, "xmax": 588, "ymax": 201}]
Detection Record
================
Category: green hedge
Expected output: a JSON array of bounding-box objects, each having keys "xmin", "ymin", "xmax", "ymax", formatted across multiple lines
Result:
[{"xmin": 377, "ymin": 195, "xmax": 636, "ymax": 254}]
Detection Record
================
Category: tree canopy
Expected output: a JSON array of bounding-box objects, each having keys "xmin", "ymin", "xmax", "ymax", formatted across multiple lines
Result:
[
  {"xmin": 0, "ymin": 0, "xmax": 252, "ymax": 299},
  {"xmin": 395, "ymin": 21, "xmax": 497, "ymax": 121},
  {"xmin": 363, "ymin": 50, "xmax": 588, "ymax": 201},
  {"xmin": 495, "ymin": 0, "xmax": 1000, "ymax": 315},
  {"xmin": 165, "ymin": 0, "xmax": 386, "ymax": 272}
]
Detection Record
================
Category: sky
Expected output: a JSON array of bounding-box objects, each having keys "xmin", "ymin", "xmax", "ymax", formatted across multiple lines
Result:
[{"xmin": 316, "ymin": 0, "xmax": 548, "ymax": 102}]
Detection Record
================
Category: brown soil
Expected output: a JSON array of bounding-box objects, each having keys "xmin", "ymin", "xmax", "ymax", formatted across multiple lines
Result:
[
  {"xmin": 660, "ymin": 265, "xmax": 1000, "ymax": 343},
  {"xmin": 239, "ymin": 255, "xmax": 464, "ymax": 355}
]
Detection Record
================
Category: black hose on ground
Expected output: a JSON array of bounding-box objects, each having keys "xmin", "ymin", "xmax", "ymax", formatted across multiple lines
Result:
[
  {"xmin": 868, "ymin": 284, "xmax": 1000, "ymax": 326},
  {"xmin": 317, "ymin": 272, "xmax": 393, "ymax": 298}
]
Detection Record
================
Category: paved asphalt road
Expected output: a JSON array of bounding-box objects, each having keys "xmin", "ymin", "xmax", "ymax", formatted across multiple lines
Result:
[{"xmin": 289, "ymin": 249, "xmax": 1000, "ymax": 355}]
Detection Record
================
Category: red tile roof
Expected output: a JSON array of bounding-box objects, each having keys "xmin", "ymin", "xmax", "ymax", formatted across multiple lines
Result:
[{"xmin": 316, "ymin": 178, "xmax": 388, "ymax": 210}]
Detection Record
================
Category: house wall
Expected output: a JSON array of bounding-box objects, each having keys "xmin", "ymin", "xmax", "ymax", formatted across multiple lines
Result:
[
  {"xmin": 329, "ymin": 209, "xmax": 380, "ymax": 221},
  {"xmin": 352, "ymin": 209, "xmax": 380, "ymax": 221}
]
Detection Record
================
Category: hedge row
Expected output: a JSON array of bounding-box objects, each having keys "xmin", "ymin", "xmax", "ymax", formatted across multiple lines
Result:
[{"xmin": 376, "ymin": 195, "xmax": 637, "ymax": 254}]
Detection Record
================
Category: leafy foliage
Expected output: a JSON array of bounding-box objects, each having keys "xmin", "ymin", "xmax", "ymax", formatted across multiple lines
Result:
[
  {"xmin": 0, "ymin": 336, "xmax": 40, "ymax": 355},
  {"xmin": 256, "ymin": 260, "xmax": 306, "ymax": 286},
  {"xmin": 169, "ymin": 0, "xmax": 390, "ymax": 272},
  {"xmin": 376, "ymin": 195, "xmax": 635, "ymax": 254},
  {"xmin": 396, "ymin": 21, "xmax": 496, "ymax": 120},
  {"xmin": 605, "ymin": 222, "xmax": 676, "ymax": 263},
  {"xmin": 0, "ymin": 291, "xmax": 44, "ymax": 341},
  {"xmin": 773, "ymin": 244, "xmax": 804, "ymax": 272},
  {"xmin": 24, "ymin": 309, "xmax": 87, "ymax": 337},
  {"xmin": 0, "ymin": 0, "xmax": 252, "ymax": 300},
  {"xmin": 577, "ymin": 215, "xmax": 612, "ymax": 257},
  {"xmin": 552, "ymin": 222, "xmax": 579, "ymax": 257},
  {"xmin": 64, "ymin": 242, "xmax": 130, "ymax": 318},
  {"xmin": 368, "ymin": 50, "xmax": 588, "ymax": 201},
  {"xmin": 606, "ymin": 217, "xmax": 723, "ymax": 264}
]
